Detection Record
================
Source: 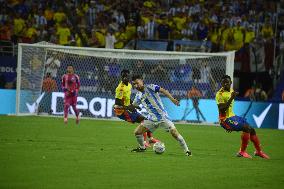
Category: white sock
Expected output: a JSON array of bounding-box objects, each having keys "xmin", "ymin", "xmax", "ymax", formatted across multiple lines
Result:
[
  {"xmin": 136, "ymin": 135, "xmax": 145, "ymax": 149},
  {"xmin": 176, "ymin": 134, "xmax": 189, "ymax": 152}
]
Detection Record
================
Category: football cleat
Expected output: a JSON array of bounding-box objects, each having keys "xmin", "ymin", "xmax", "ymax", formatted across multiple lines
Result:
[
  {"xmin": 186, "ymin": 151, "xmax": 192, "ymax": 156},
  {"xmin": 236, "ymin": 151, "xmax": 252, "ymax": 158},
  {"xmin": 254, "ymin": 151, "xmax": 270, "ymax": 159},
  {"xmin": 76, "ymin": 117, "xmax": 80, "ymax": 124},
  {"xmin": 131, "ymin": 147, "xmax": 146, "ymax": 152}
]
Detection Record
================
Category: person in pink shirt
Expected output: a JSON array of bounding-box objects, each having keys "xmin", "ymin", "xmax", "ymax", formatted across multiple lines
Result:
[{"xmin": 61, "ymin": 65, "xmax": 80, "ymax": 124}]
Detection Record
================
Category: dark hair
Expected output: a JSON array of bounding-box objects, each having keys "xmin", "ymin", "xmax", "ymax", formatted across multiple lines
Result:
[
  {"xmin": 121, "ymin": 69, "xmax": 130, "ymax": 75},
  {"xmin": 67, "ymin": 64, "xmax": 73, "ymax": 68},
  {"xmin": 132, "ymin": 75, "xmax": 143, "ymax": 81},
  {"xmin": 221, "ymin": 75, "xmax": 231, "ymax": 81}
]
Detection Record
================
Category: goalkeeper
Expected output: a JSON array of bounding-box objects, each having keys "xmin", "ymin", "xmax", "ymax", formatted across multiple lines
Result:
[
  {"xmin": 114, "ymin": 69, "xmax": 159, "ymax": 147},
  {"xmin": 61, "ymin": 65, "xmax": 80, "ymax": 124}
]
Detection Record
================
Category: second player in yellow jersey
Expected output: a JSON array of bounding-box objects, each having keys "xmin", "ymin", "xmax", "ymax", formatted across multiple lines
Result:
[{"xmin": 215, "ymin": 75, "xmax": 269, "ymax": 159}]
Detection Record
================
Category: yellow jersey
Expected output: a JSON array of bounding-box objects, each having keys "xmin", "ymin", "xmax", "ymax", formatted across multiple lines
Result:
[
  {"xmin": 14, "ymin": 18, "xmax": 25, "ymax": 35},
  {"xmin": 245, "ymin": 31, "xmax": 255, "ymax": 44},
  {"xmin": 215, "ymin": 88, "xmax": 235, "ymax": 121},
  {"xmin": 115, "ymin": 81, "xmax": 132, "ymax": 106},
  {"xmin": 56, "ymin": 27, "xmax": 71, "ymax": 45}
]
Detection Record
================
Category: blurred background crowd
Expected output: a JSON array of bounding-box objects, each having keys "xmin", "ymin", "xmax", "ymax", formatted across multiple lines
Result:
[
  {"xmin": 0, "ymin": 0, "xmax": 284, "ymax": 102},
  {"xmin": 0, "ymin": 0, "xmax": 282, "ymax": 49}
]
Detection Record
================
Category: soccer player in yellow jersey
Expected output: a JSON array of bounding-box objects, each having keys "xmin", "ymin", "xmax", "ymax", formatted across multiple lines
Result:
[
  {"xmin": 114, "ymin": 70, "xmax": 159, "ymax": 147},
  {"xmin": 216, "ymin": 75, "xmax": 269, "ymax": 159}
]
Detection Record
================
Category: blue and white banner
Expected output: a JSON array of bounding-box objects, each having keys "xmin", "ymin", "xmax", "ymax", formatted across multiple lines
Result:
[
  {"xmin": 0, "ymin": 56, "xmax": 17, "ymax": 83},
  {"xmin": 1, "ymin": 89, "xmax": 283, "ymax": 129}
]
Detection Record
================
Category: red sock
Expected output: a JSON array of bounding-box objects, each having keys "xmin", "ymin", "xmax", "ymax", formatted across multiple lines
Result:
[
  {"xmin": 250, "ymin": 134, "xmax": 261, "ymax": 152},
  {"xmin": 240, "ymin": 132, "xmax": 250, "ymax": 152},
  {"xmin": 147, "ymin": 131, "xmax": 153, "ymax": 138},
  {"xmin": 143, "ymin": 132, "xmax": 147, "ymax": 141}
]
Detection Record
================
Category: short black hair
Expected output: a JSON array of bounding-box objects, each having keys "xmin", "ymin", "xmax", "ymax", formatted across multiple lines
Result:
[
  {"xmin": 121, "ymin": 69, "xmax": 130, "ymax": 75},
  {"xmin": 221, "ymin": 75, "xmax": 231, "ymax": 81},
  {"xmin": 132, "ymin": 75, "xmax": 143, "ymax": 81},
  {"xmin": 67, "ymin": 64, "xmax": 73, "ymax": 68}
]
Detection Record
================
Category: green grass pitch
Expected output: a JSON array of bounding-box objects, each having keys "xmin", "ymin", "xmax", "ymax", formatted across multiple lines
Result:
[{"xmin": 0, "ymin": 116, "xmax": 284, "ymax": 189}]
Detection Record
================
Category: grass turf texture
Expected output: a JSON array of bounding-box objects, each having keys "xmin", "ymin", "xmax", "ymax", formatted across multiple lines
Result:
[{"xmin": 0, "ymin": 116, "xmax": 284, "ymax": 189}]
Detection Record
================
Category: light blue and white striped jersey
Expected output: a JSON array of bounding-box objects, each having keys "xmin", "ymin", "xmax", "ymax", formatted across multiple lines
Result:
[{"xmin": 133, "ymin": 84, "xmax": 169, "ymax": 122}]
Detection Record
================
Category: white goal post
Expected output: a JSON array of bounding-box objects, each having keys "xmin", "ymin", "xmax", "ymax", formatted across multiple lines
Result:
[{"xmin": 16, "ymin": 42, "xmax": 234, "ymax": 123}]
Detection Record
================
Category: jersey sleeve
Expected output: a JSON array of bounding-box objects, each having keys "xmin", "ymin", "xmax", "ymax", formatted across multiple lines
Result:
[
  {"xmin": 147, "ymin": 84, "xmax": 160, "ymax": 93},
  {"xmin": 115, "ymin": 85, "xmax": 124, "ymax": 99},
  {"xmin": 215, "ymin": 92, "xmax": 224, "ymax": 104}
]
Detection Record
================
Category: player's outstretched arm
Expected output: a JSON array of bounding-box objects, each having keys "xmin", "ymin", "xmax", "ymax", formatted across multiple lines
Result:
[{"xmin": 159, "ymin": 87, "xmax": 180, "ymax": 106}]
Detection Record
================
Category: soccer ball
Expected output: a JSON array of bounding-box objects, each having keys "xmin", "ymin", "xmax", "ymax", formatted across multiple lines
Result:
[{"xmin": 153, "ymin": 142, "xmax": 165, "ymax": 154}]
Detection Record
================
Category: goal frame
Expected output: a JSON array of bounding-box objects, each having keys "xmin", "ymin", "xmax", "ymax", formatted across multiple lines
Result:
[{"xmin": 16, "ymin": 43, "xmax": 235, "ymax": 116}]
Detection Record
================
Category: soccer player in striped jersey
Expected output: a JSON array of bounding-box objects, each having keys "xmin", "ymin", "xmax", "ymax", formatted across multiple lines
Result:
[
  {"xmin": 114, "ymin": 70, "xmax": 159, "ymax": 147},
  {"xmin": 216, "ymin": 75, "xmax": 269, "ymax": 159},
  {"xmin": 62, "ymin": 65, "xmax": 80, "ymax": 124},
  {"xmin": 130, "ymin": 75, "xmax": 192, "ymax": 156}
]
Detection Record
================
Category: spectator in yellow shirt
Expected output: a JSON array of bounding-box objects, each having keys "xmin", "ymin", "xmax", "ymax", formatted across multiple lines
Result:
[
  {"xmin": 125, "ymin": 19, "xmax": 136, "ymax": 40},
  {"xmin": 25, "ymin": 21, "xmax": 37, "ymax": 41},
  {"xmin": 208, "ymin": 23, "xmax": 220, "ymax": 52},
  {"xmin": 172, "ymin": 12, "xmax": 187, "ymax": 31},
  {"xmin": 115, "ymin": 27, "xmax": 128, "ymax": 49},
  {"xmin": 233, "ymin": 21, "xmax": 245, "ymax": 49},
  {"xmin": 13, "ymin": 13, "xmax": 26, "ymax": 36},
  {"xmin": 53, "ymin": 7, "xmax": 66, "ymax": 24},
  {"xmin": 224, "ymin": 32, "xmax": 240, "ymax": 51},
  {"xmin": 94, "ymin": 27, "xmax": 106, "ymax": 47},
  {"xmin": 244, "ymin": 25, "xmax": 255, "ymax": 44},
  {"xmin": 219, "ymin": 20, "xmax": 232, "ymax": 48},
  {"xmin": 56, "ymin": 22, "xmax": 71, "ymax": 45}
]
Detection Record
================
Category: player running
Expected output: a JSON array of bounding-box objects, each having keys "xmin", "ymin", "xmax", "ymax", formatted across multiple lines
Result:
[
  {"xmin": 61, "ymin": 65, "xmax": 80, "ymax": 124},
  {"xmin": 130, "ymin": 75, "xmax": 192, "ymax": 156},
  {"xmin": 114, "ymin": 69, "xmax": 159, "ymax": 147},
  {"xmin": 215, "ymin": 75, "xmax": 269, "ymax": 159}
]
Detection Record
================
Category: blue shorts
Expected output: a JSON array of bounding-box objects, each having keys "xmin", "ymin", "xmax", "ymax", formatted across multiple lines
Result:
[
  {"xmin": 220, "ymin": 116, "xmax": 248, "ymax": 131},
  {"xmin": 114, "ymin": 108, "xmax": 143, "ymax": 123}
]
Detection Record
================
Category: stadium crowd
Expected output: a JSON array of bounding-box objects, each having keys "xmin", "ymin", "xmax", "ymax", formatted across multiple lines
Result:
[
  {"xmin": 0, "ymin": 0, "xmax": 283, "ymax": 101},
  {"xmin": 0, "ymin": 0, "xmax": 281, "ymax": 50}
]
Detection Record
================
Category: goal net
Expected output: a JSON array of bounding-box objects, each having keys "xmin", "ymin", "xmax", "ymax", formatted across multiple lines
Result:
[{"xmin": 16, "ymin": 42, "xmax": 234, "ymax": 123}]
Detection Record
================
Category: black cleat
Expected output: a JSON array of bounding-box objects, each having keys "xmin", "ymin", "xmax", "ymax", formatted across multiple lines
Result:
[
  {"xmin": 131, "ymin": 147, "xmax": 146, "ymax": 152},
  {"xmin": 186, "ymin": 151, "xmax": 192, "ymax": 156}
]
